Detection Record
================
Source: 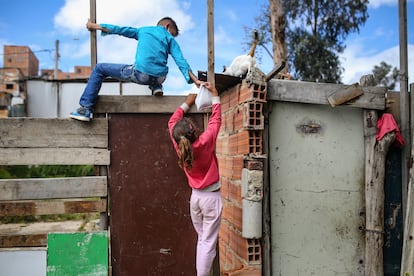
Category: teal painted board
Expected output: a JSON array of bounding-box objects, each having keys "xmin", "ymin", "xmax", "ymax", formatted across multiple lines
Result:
[{"xmin": 47, "ymin": 232, "xmax": 108, "ymax": 276}]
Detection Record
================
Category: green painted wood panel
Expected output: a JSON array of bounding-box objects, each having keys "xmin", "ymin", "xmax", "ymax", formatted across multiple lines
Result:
[{"xmin": 47, "ymin": 232, "xmax": 108, "ymax": 276}]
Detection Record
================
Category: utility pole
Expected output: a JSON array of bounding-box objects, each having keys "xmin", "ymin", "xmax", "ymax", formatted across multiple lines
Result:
[
  {"xmin": 207, "ymin": 0, "xmax": 215, "ymax": 86},
  {"xmin": 90, "ymin": 0, "xmax": 97, "ymax": 68},
  {"xmin": 54, "ymin": 39, "xmax": 59, "ymax": 79}
]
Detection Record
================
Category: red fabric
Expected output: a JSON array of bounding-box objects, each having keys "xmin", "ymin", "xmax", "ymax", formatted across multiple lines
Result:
[{"xmin": 376, "ymin": 113, "xmax": 405, "ymax": 147}]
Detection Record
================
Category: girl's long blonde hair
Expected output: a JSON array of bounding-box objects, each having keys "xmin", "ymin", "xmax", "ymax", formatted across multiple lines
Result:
[{"xmin": 172, "ymin": 118, "xmax": 198, "ymax": 170}]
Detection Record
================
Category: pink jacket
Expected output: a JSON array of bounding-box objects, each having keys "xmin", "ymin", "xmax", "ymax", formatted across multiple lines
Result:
[{"xmin": 168, "ymin": 98, "xmax": 221, "ymax": 189}]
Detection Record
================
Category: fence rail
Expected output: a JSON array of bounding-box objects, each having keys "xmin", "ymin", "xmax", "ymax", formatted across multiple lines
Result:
[{"xmin": 0, "ymin": 118, "xmax": 110, "ymax": 248}]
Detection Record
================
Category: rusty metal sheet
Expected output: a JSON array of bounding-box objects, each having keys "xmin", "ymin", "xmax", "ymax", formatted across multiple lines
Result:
[{"xmin": 109, "ymin": 113, "xmax": 203, "ymax": 275}]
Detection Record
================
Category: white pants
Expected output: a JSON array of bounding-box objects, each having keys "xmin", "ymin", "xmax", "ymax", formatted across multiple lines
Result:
[{"xmin": 190, "ymin": 189, "xmax": 222, "ymax": 276}]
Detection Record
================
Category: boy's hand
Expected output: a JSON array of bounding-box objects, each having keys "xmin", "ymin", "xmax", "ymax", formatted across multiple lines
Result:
[
  {"xmin": 86, "ymin": 19, "xmax": 96, "ymax": 31},
  {"xmin": 194, "ymin": 79, "xmax": 202, "ymax": 88},
  {"xmin": 86, "ymin": 19, "xmax": 109, "ymax": 32}
]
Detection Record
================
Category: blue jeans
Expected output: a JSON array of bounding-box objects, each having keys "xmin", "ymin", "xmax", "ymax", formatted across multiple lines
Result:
[{"xmin": 79, "ymin": 63, "xmax": 166, "ymax": 108}]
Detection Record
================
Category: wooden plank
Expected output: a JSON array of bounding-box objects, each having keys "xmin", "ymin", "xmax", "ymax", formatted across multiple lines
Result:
[
  {"xmin": 0, "ymin": 176, "xmax": 107, "ymax": 201},
  {"xmin": 361, "ymin": 74, "xmax": 394, "ymax": 276},
  {"xmin": 327, "ymin": 83, "xmax": 363, "ymax": 107},
  {"xmin": 0, "ymin": 234, "xmax": 47, "ymax": 248},
  {"xmin": 0, "ymin": 199, "xmax": 107, "ymax": 216},
  {"xmin": 0, "ymin": 221, "xmax": 86, "ymax": 247},
  {"xmin": 0, "ymin": 148, "xmax": 110, "ymax": 165},
  {"xmin": 0, "ymin": 118, "xmax": 108, "ymax": 148},
  {"xmin": 94, "ymin": 95, "xmax": 201, "ymax": 114},
  {"xmin": 267, "ymin": 79, "xmax": 386, "ymax": 110}
]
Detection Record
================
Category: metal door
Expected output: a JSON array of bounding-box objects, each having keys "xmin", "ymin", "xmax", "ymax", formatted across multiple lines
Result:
[
  {"xmin": 109, "ymin": 113, "xmax": 201, "ymax": 275},
  {"xmin": 268, "ymin": 102, "xmax": 365, "ymax": 275}
]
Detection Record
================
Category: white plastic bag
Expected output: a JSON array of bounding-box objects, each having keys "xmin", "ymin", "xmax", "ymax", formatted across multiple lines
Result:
[{"xmin": 194, "ymin": 84, "xmax": 212, "ymax": 111}]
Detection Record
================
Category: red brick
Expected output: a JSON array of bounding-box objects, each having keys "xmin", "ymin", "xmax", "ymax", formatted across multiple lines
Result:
[
  {"xmin": 236, "ymin": 130, "xmax": 251, "ymax": 155},
  {"xmin": 217, "ymin": 135, "xmax": 230, "ymax": 155},
  {"xmin": 232, "ymin": 157, "xmax": 244, "ymax": 180},
  {"xmin": 228, "ymin": 133, "xmax": 239, "ymax": 155},
  {"xmin": 220, "ymin": 90, "xmax": 231, "ymax": 112},
  {"xmin": 228, "ymin": 181, "xmax": 239, "ymax": 204},
  {"xmin": 233, "ymin": 205, "xmax": 243, "ymax": 232},
  {"xmin": 219, "ymin": 221, "xmax": 231, "ymax": 245},
  {"xmin": 223, "ymin": 267, "xmax": 261, "ymax": 276},
  {"xmin": 238, "ymin": 81, "xmax": 266, "ymax": 104},
  {"xmin": 243, "ymin": 102, "xmax": 264, "ymax": 130},
  {"xmin": 247, "ymin": 239, "xmax": 262, "ymax": 264},
  {"xmin": 222, "ymin": 203, "xmax": 232, "ymax": 223},
  {"xmin": 245, "ymin": 160, "xmax": 263, "ymax": 170},
  {"xmin": 220, "ymin": 176, "xmax": 230, "ymax": 200},
  {"xmin": 246, "ymin": 131, "xmax": 262, "ymax": 154}
]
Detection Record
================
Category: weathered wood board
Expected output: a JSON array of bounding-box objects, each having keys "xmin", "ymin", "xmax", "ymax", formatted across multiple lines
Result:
[
  {"xmin": 268, "ymin": 79, "xmax": 386, "ymax": 110},
  {"xmin": 0, "ymin": 176, "xmax": 107, "ymax": 201},
  {"xmin": 0, "ymin": 199, "xmax": 107, "ymax": 217},
  {"xmin": 0, "ymin": 148, "xmax": 110, "ymax": 165},
  {"xmin": 0, "ymin": 118, "xmax": 108, "ymax": 148},
  {"xmin": 95, "ymin": 95, "xmax": 200, "ymax": 113}
]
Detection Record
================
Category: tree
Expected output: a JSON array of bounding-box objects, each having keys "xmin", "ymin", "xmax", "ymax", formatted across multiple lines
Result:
[
  {"xmin": 372, "ymin": 61, "xmax": 399, "ymax": 90},
  {"xmin": 269, "ymin": 0, "xmax": 288, "ymax": 75},
  {"xmin": 248, "ymin": 0, "xmax": 369, "ymax": 83}
]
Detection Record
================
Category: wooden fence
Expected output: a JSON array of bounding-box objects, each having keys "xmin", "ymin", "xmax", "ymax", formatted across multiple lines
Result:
[
  {"xmin": 0, "ymin": 95, "xmax": 193, "ymax": 248},
  {"xmin": 0, "ymin": 117, "xmax": 110, "ymax": 247}
]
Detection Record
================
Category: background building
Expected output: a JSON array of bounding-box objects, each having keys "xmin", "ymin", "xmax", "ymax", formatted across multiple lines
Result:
[{"xmin": 0, "ymin": 45, "xmax": 92, "ymax": 117}]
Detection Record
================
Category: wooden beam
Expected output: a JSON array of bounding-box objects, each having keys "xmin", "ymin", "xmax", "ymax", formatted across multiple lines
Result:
[
  {"xmin": 0, "ymin": 199, "xmax": 107, "ymax": 216},
  {"xmin": 267, "ymin": 79, "xmax": 386, "ymax": 110},
  {"xmin": 95, "ymin": 95, "xmax": 201, "ymax": 114},
  {"xmin": 0, "ymin": 234, "xmax": 47, "ymax": 248},
  {"xmin": 207, "ymin": 0, "xmax": 215, "ymax": 85},
  {"xmin": 0, "ymin": 148, "xmax": 110, "ymax": 165},
  {"xmin": 0, "ymin": 118, "xmax": 108, "ymax": 148},
  {"xmin": 362, "ymin": 75, "xmax": 394, "ymax": 276},
  {"xmin": 90, "ymin": 0, "xmax": 97, "ymax": 67},
  {"xmin": 327, "ymin": 83, "xmax": 363, "ymax": 107},
  {"xmin": 0, "ymin": 221, "xmax": 88, "ymax": 247},
  {"xmin": 0, "ymin": 176, "xmax": 107, "ymax": 201}
]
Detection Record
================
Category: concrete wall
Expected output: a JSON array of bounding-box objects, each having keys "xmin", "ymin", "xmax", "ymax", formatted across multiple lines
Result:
[
  {"xmin": 269, "ymin": 102, "xmax": 365, "ymax": 275},
  {"xmin": 26, "ymin": 79, "xmax": 151, "ymax": 118}
]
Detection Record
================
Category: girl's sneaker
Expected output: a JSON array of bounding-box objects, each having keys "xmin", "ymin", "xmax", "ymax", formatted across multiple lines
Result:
[{"xmin": 69, "ymin": 107, "xmax": 92, "ymax": 121}]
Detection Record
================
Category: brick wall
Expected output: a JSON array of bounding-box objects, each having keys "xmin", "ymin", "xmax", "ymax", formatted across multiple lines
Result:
[
  {"xmin": 3, "ymin": 45, "xmax": 38, "ymax": 77},
  {"xmin": 217, "ymin": 76, "xmax": 266, "ymax": 274}
]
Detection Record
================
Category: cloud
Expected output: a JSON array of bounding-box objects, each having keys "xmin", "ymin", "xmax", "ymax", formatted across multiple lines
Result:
[
  {"xmin": 369, "ymin": 0, "xmax": 398, "ymax": 8},
  {"xmin": 54, "ymin": 0, "xmax": 194, "ymax": 35},
  {"xmin": 369, "ymin": 0, "xmax": 414, "ymax": 8},
  {"xmin": 340, "ymin": 43, "xmax": 414, "ymax": 87}
]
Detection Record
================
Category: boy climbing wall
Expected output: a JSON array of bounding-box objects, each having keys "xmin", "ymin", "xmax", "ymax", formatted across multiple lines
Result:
[{"xmin": 70, "ymin": 17, "xmax": 201, "ymax": 121}]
